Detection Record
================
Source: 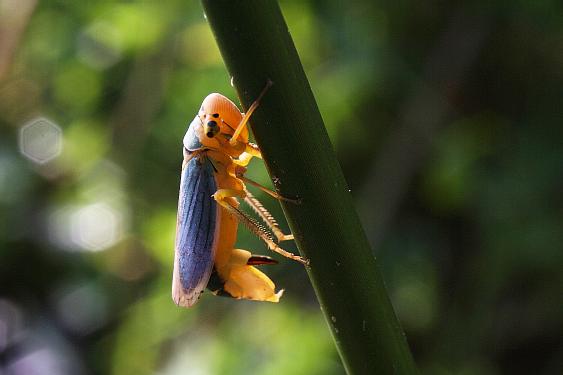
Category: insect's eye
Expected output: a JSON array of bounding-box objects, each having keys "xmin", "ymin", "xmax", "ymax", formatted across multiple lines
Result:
[
  {"xmin": 212, "ymin": 113, "xmax": 219, "ymax": 118},
  {"xmin": 205, "ymin": 120, "xmax": 219, "ymax": 138}
]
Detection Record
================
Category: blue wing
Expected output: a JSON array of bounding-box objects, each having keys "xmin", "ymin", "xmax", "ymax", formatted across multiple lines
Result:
[{"xmin": 173, "ymin": 155, "xmax": 217, "ymax": 307}]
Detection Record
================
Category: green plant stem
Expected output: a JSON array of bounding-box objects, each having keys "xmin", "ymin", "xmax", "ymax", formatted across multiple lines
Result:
[{"xmin": 201, "ymin": 1, "xmax": 418, "ymax": 373}]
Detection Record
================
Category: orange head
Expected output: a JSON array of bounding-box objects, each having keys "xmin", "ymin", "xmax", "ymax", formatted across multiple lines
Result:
[{"xmin": 198, "ymin": 93, "xmax": 248, "ymax": 144}]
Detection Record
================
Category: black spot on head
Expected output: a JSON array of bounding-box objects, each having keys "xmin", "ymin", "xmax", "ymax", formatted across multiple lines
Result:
[
  {"xmin": 212, "ymin": 113, "xmax": 219, "ymax": 118},
  {"xmin": 207, "ymin": 120, "xmax": 217, "ymax": 127}
]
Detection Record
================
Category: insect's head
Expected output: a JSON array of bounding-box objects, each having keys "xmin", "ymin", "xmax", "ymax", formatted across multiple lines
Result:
[{"xmin": 198, "ymin": 93, "xmax": 248, "ymax": 143}]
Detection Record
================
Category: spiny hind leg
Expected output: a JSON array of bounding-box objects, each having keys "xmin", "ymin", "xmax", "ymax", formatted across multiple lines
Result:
[
  {"xmin": 213, "ymin": 190, "xmax": 307, "ymax": 265},
  {"xmin": 244, "ymin": 188, "xmax": 294, "ymax": 242}
]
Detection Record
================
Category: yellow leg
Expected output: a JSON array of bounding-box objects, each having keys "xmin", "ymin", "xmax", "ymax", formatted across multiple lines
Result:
[
  {"xmin": 233, "ymin": 152, "xmax": 254, "ymax": 167},
  {"xmin": 245, "ymin": 142, "xmax": 262, "ymax": 158},
  {"xmin": 229, "ymin": 80, "xmax": 273, "ymax": 146},
  {"xmin": 233, "ymin": 143, "xmax": 262, "ymax": 167},
  {"xmin": 213, "ymin": 189, "xmax": 308, "ymax": 265},
  {"xmin": 213, "ymin": 188, "xmax": 246, "ymax": 202},
  {"xmin": 244, "ymin": 189, "xmax": 294, "ymax": 242}
]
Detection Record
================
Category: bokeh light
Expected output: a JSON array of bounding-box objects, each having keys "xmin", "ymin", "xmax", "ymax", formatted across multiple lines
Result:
[
  {"xmin": 70, "ymin": 202, "xmax": 124, "ymax": 251},
  {"xmin": 48, "ymin": 201, "xmax": 126, "ymax": 253},
  {"xmin": 18, "ymin": 117, "xmax": 62, "ymax": 164}
]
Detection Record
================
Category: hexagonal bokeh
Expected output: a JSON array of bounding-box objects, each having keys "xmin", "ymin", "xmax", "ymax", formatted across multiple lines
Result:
[
  {"xmin": 70, "ymin": 203, "xmax": 123, "ymax": 251},
  {"xmin": 19, "ymin": 117, "xmax": 63, "ymax": 164}
]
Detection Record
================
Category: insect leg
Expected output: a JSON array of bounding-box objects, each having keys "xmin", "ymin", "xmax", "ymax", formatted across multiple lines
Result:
[
  {"xmin": 238, "ymin": 175, "xmax": 300, "ymax": 204},
  {"xmin": 244, "ymin": 189, "xmax": 294, "ymax": 242},
  {"xmin": 213, "ymin": 189, "xmax": 308, "ymax": 265},
  {"xmin": 245, "ymin": 142, "xmax": 261, "ymax": 158},
  {"xmin": 229, "ymin": 80, "xmax": 273, "ymax": 146},
  {"xmin": 233, "ymin": 152, "xmax": 254, "ymax": 167},
  {"xmin": 232, "ymin": 144, "xmax": 260, "ymax": 167}
]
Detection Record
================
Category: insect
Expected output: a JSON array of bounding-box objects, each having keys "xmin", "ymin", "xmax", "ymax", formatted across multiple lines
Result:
[{"xmin": 172, "ymin": 82, "xmax": 307, "ymax": 307}]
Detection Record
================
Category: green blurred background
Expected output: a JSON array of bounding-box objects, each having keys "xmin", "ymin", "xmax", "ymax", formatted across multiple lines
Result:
[{"xmin": 1, "ymin": 0, "xmax": 562, "ymax": 374}]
